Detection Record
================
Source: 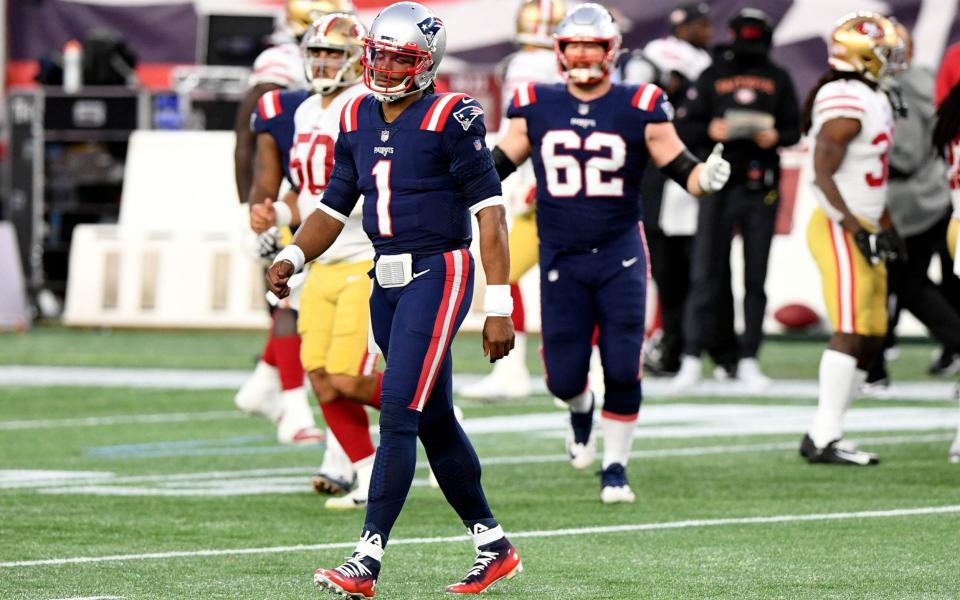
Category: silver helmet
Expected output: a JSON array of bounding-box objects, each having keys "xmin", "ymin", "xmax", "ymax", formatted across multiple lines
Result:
[
  {"xmin": 553, "ymin": 3, "xmax": 621, "ymax": 84},
  {"xmin": 361, "ymin": 2, "xmax": 447, "ymax": 102}
]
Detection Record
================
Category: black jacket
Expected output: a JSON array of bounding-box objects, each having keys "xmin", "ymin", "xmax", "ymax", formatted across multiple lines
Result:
[{"xmin": 676, "ymin": 49, "xmax": 800, "ymax": 188}]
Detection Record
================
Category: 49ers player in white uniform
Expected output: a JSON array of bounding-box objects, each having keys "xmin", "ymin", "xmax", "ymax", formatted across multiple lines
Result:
[
  {"xmin": 250, "ymin": 14, "xmax": 380, "ymax": 507},
  {"xmin": 800, "ymin": 12, "xmax": 906, "ymax": 466}
]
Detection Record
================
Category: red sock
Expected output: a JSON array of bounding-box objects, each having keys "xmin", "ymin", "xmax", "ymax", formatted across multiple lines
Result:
[
  {"xmin": 510, "ymin": 283, "xmax": 525, "ymax": 333},
  {"xmin": 261, "ymin": 335, "xmax": 276, "ymax": 366},
  {"xmin": 368, "ymin": 372, "xmax": 383, "ymax": 409},
  {"xmin": 321, "ymin": 399, "xmax": 375, "ymax": 463},
  {"xmin": 271, "ymin": 335, "xmax": 304, "ymax": 391}
]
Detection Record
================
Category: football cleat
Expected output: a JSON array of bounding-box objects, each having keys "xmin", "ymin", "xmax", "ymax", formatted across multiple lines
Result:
[
  {"xmin": 737, "ymin": 358, "xmax": 771, "ymax": 394},
  {"xmin": 949, "ymin": 430, "xmax": 960, "ymax": 464},
  {"xmin": 800, "ymin": 434, "xmax": 879, "ymax": 466},
  {"xmin": 314, "ymin": 554, "xmax": 379, "ymax": 599},
  {"xmin": 278, "ymin": 425, "xmax": 325, "ymax": 446},
  {"xmin": 565, "ymin": 430, "xmax": 596, "ymax": 470},
  {"xmin": 445, "ymin": 543, "xmax": 522, "ymax": 594},
  {"xmin": 670, "ymin": 355, "xmax": 702, "ymax": 393},
  {"xmin": 233, "ymin": 361, "xmax": 283, "ymax": 422},
  {"xmin": 325, "ymin": 487, "xmax": 366, "ymax": 510},
  {"xmin": 311, "ymin": 471, "xmax": 354, "ymax": 496},
  {"xmin": 458, "ymin": 359, "xmax": 531, "ymax": 400},
  {"xmin": 599, "ymin": 463, "xmax": 636, "ymax": 504},
  {"xmin": 928, "ymin": 349, "xmax": 960, "ymax": 377}
]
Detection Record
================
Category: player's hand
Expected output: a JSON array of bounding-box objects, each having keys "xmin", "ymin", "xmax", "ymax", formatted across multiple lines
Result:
[
  {"xmin": 698, "ymin": 144, "xmax": 731, "ymax": 194},
  {"xmin": 482, "ymin": 316, "xmax": 515, "ymax": 364},
  {"xmin": 250, "ymin": 198, "xmax": 277, "ymax": 234},
  {"xmin": 876, "ymin": 229, "xmax": 907, "ymax": 263},
  {"xmin": 753, "ymin": 128, "xmax": 779, "ymax": 150},
  {"xmin": 708, "ymin": 118, "xmax": 730, "ymax": 142},
  {"xmin": 853, "ymin": 228, "xmax": 879, "ymax": 264},
  {"xmin": 266, "ymin": 260, "xmax": 294, "ymax": 298}
]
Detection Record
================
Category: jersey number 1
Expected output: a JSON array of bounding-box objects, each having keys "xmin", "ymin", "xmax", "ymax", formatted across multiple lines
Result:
[
  {"xmin": 541, "ymin": 130, "xmax": 626, "ymax": 197},
  {"xmin": 372, "ymin": 160, "xmax": 393, "ymax": 237}
]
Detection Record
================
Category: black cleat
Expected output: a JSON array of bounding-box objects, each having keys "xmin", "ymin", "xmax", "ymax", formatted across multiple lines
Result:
[{"xmin": 800, "ymin": 434, "xmax": 879, "ymax": 466}]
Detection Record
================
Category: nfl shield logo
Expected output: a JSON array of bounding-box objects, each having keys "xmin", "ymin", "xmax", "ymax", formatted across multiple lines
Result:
[
  {"xmin": 578, "ymin": 104, "xmax": 589, "ymax": 115},
  {"xmin": 380, "ymin": 130, "xmax": 390, "ymax": 142}
]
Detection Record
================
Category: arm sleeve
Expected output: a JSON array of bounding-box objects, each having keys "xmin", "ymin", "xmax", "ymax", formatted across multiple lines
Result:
[
  {"xmin": 444, "ymin": 98, "xmax": 503, "ymax": 208},
  {"xmin": 674, "ymin": 73, "xmax": 713, "ymax": 151},
  {"xmin": 319, "ymin": 132, "xmax": 361, "ymax": 222},
  {"xmin": 776, "ymin": 71, "xmax": 802, "ymax": 147}
]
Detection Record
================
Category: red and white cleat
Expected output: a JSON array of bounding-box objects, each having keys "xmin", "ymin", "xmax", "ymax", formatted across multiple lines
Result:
[
  {"xmin": 279, "ymin": 426, "xmax": 325, "ymax": 446},
  {"xmin": 314, "ymin": 555, "xmax": 378, "ymax": 599},
  {"xmin": 445, "ymin": 543, "xmax": 522, "ymax": 594}
]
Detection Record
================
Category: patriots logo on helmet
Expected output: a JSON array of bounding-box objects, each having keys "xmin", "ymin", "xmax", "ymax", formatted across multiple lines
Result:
[
  {"xmin": 417, "ymin": 16, "xmax": 443, "ymax": 46},
  {"xmin": 453, "ymin": 104, "xmax": 484, "ymax": 131}
]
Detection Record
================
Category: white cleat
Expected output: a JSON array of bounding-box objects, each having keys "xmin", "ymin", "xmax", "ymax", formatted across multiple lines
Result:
[
  {"xmin": 601, "ymin": 484, "xmax": 636, "ymax": 504},
  {"xmin": 565, "ymin": 429, "xmax": 596, "ymax": 470},
  {"xmin": 234, "ymin": 360, "xmax": 283, "ymax": 422},
  {"xmin": 670, "ymin": 355, "xmax": 702, "ymax": 394},
  {"xmin": 277, "ymin": 425, "xmax": 325, "ymax": 446},
  {"xmin": 459, "ymin": 334, "xmax": 531, "ymax": 399},
  {"xmin": 325, "ymin": 487, "xmax": 367, "ymax": 510},
  {"xmin": 737, "ymin": 358, "xmax": 771, "ymax": 394}
]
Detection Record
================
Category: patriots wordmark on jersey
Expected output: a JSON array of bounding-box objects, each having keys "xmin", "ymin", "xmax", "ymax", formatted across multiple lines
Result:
[{"xmin": 506, "ymin": 82, "xmax": 674, "ymax": 247}]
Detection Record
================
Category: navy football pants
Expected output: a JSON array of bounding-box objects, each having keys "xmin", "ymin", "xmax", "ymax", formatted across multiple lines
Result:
[
  {"xmin": 362, "ymin": 248, "xmax": 493, "ymax": 544},
  {"xmin": 539, "ymin": 226, "xmax": 647, "ymax": 418}
]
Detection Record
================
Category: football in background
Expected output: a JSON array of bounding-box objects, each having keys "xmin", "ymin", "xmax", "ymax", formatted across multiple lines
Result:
[{"xmin": 773, "ymin": 303, "xmax": 820, "ymax": 331}]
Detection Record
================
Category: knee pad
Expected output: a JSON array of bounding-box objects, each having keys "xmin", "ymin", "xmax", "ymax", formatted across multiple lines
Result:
[
  {"xmin": 377, "ymin": 397, "xmax": 420, "ymax": 437},
  {"xmin": 546, "ymin": 375, "xmax": 589, "ymax": 402}
]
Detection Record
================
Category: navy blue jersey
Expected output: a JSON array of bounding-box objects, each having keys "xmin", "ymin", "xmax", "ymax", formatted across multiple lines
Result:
[
  {"xmin": 252, "ymin": 88, "xmax": 311, "ymax": 187},
  {"xmin": 320, "ymin": 92, "xmax": 502, "ymax": 256},
  {"xmin": 506, "ymin": 82, "xmax": 673, "ymax": 247}
]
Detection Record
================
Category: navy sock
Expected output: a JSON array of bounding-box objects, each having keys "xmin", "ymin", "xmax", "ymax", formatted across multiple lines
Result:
[{"xmin": 570, "ymin": 398, "xmax": 595, "ymax": 445}]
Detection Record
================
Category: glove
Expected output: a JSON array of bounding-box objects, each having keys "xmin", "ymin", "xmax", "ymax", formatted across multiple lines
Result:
[
  {"xmin": 875, "ymin": 229, "xmax": 907, "ymax": 263},
  {"xmin": 243, "ymin": 227, "xmax": 281, "ymax": 261},
  {"xmin": 697, "ymin": 143, "xmax": 731, "ymax": 194},
  {"xmin": 853, "ymin": 229, "xmax": 878, "ymax": 263}
]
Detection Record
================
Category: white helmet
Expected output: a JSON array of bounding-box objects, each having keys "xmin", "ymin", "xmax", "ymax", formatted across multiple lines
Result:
[
  {"xmin": 301, "ymin": 13, "xmax": 366, "ymax": 95},
  {"xmin": 361, "ymin": 2, "xmax": 447, "ymax": 102},
  {"xmin": 553, "ymin": 3, "xmax": 621, "ymax": 84}
]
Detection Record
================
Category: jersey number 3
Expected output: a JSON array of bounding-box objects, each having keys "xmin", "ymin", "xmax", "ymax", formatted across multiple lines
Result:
[{"xmin": 541, "ymin": 130, "xmax": 626, "ymax": 197}]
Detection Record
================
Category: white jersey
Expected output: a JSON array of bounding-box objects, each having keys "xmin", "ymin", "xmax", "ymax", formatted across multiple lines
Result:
[
  {"xmin": 291, "ymin": 84, "xmax": 373, "ymax": 265},
  {"xmin": 499, "ymin": 49, "xmax": 563, "ymax": 214},
  {"xmin": 249, "ymin": 42, "xmax": 307, "ymax": 88},
  {"xmin": 641, "ymin": 35, "xmax": 712, "ymax": 83},
  {"xmin": 805, "ymin": 79, "xmax": 894, "ymax": 226}
]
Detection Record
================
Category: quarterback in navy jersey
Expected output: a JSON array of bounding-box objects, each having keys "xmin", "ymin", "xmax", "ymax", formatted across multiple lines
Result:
[
  {"xmin": 496, "ymin": 3, "xmax": 730, "ymax": 504},
  {"xmin": 267, "ymin": 3, "xmax": 521, "ymax": 598}
]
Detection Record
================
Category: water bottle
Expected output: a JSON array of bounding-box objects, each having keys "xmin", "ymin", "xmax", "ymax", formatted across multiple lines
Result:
[{"xmin": 63, "ymin": 40, "xmax": 82, "ymax": 93}]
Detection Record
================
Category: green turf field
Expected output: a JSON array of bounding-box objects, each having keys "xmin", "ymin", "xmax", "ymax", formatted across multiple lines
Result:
[{"xmin": 1, "ymin": 327, "xmax": 958, "ymax": 599}]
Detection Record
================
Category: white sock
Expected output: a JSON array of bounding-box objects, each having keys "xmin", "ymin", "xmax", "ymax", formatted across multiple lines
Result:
[
  {"xmin": 601, "ymin": 413, "xmax": 637, "ymax": 469},
  {"xmin": 352, "ymin": 456, "xmax": 374, "ymax": 497},
  {"xmin": 234, "ymin": 360, "xmax": 282, "ymax": 421},
  {"xmin": 809, "ymin": 350, "xmax": 857, "ymax": 448},
  {"xmin": 849, "ymin": 368, "xmax": 867, "ymax": 404},
  {"xmin": 319, "ymin": 429, "xmax": 354, "ymax": 479},
  {"xmin": 468, "ymin": 524, "xmax": 505, "ymax": 552},
  {"xmin": 566, "ymin": 388, "xmax": 593, "ymax": 413},
  {"xmin": 279, "ymin": 387, "xmax": 315, "ymax": 428}
]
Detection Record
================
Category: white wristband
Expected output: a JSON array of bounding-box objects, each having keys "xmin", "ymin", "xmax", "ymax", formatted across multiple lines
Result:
[
  {"xmin": 273, "ymin": 201, "xmax": 293, "ymax": 227},
  {"xmin": 484, "ymin": 284, "xmax": 513, "ymax": 317},
  {"xmin": 273, "ymin": 244, "xmax": 305, "ymax": 273}
]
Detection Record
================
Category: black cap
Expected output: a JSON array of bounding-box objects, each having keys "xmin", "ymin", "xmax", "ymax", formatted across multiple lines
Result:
[{"xmin": 669, "ymin": 2, "xmax": 710, "ymax": 28}]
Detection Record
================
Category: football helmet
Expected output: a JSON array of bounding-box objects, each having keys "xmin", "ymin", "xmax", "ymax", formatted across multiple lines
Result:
[
  {"xmin": 361, "ymin": 2, "xmax": 446, "ymax": 102},
  {"xmin": 553, "ymin": 3, "xmax": 621, "ymax": 85},
  {"xmin": 515, "ymin": 0, "xmax": 567, "ymax": 49},
  {"xmin": 301, "ymin": 13, "xmax": 366, "ymax": 95},
  {"xmin": 828, "ymin": 12, "xmax": 905, "ymax": 83},
  {"xmin": 287, "ymin": 0, "xmax": 356, "ymax": 37}
]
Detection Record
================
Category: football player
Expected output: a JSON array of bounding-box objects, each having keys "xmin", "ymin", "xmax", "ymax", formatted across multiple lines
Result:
[
  {"xmin": 799, "ymin": 12, "xmax": 906, "ymax": 465},
  {"xmin": 459, "ymin": 0, "xmax": 565, "ymax": 400},
  {"xmin": 495, "ymin": 3, "xmax": 730, "ymax": 503},
  {"xmin": 249, "ymin": 14, "xmax": 382, "ymax": 507},
  {"xmin": 932, "ymin": 42, "xmax": 960, "ymax": 463},
  {"xmin": 267, "ymin": 2, "xmax": 521, "ymax": 597},
  {"xmin": 234, "ymin": 0, "xmax": 355, "ymax": 202}
]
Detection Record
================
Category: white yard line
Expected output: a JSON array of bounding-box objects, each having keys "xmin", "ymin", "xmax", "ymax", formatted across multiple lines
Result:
[
  {"xmin": 0, "ymin": 411, "xmax": 243, "ymax": 431},
  {"xmin": 3, "ymin": 504, "xmax": 959, "ymax": 569},
  {"xmin": 47, "ymin": 596, "xmax": 124, "ymax": 600},
  {"xmin": 0, "ymin": 433, "xmax": 951, "ymax": 493},
  {"xmin": 0, "ymin": 365, "xmax": 956, "ymax": 401}
]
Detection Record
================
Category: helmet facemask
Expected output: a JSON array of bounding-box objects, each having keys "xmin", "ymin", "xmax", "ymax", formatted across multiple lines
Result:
[
  {"xmin": 555, "ymin": 38, "xmax": 617, "ymax": 85},
  {"xmin": 552, "ymin": 3, "xmax": 621, "ymax": 86},
  {"xmin": 300, "ymin": 13, "xmax": 365, "ymax": 95},
  {"xmin": 361, "ymin": 39, "xmax": 434, "ymax": 102}
]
